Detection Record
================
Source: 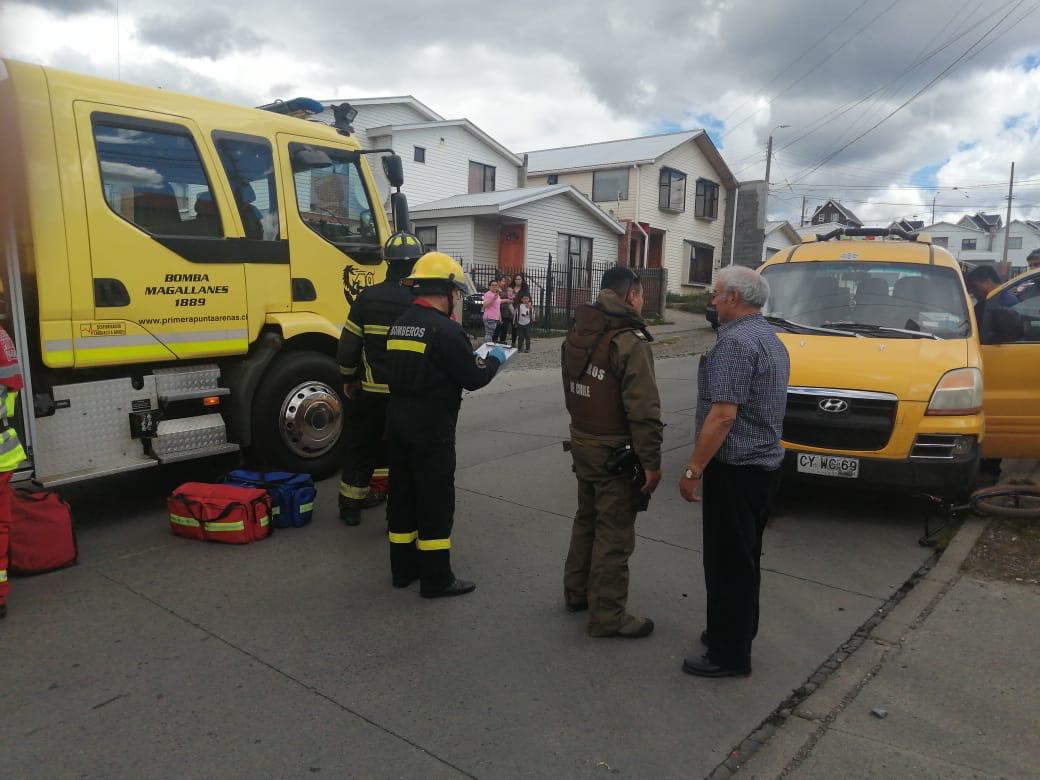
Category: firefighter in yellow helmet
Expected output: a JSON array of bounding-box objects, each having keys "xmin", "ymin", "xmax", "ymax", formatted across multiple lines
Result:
[
  {"xmin": 337, "ymin": 231, "xmax": 424, "ymax": 526},
  {"xmin": 384, "ymin": 252, "xmax": 509, "ymax": 597}
]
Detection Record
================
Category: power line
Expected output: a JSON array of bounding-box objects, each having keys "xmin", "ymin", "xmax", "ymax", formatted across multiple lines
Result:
[{"xmin": 790, "ymin": 0, "xmax": 1037, "ymax": 183}]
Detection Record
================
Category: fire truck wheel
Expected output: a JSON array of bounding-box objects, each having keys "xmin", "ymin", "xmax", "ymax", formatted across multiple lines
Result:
[{"xmin": 251, "ymin": 350, "xmax": 344, "ymax": 478}]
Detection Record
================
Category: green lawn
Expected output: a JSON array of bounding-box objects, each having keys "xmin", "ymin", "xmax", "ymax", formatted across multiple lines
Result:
[{"xmin": 666, "ymin": 291, "xmax": 710, "ymax": 315}]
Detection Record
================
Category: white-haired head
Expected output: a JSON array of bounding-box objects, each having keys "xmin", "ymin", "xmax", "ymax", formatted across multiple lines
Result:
[{"xmin": 715, "ymin": 266, "xmax": 770, "ymax": 309}]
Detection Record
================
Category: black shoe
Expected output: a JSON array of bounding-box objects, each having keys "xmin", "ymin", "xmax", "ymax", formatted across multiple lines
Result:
[
  {"xmin": 0, "ymin": 603, "xmax": 6, "ymax": 620},
  {"xmin": 392, "ymin": 574, "xmax": 419, "ymax": 589},
  {"xmin": 700, "ymin": 630, "xmax": 710, "ymax": 647},
  {"xmin": 420, "ymin": 578, "xmax": 476, "ymax": 599},
  {"xmin": 589, "ymin": 615, "xmax": 654, "ymax": 638},
  {"xmin": 682, "ymin": 653, "xmax": 751, "ymax": 678},
  {"xmin": 565, "ymin": 599, "xmax": 588, "ymax": 613},
  {"xmin": 340, "ymin": 506, "xmax": 361, "ymax": 526}
]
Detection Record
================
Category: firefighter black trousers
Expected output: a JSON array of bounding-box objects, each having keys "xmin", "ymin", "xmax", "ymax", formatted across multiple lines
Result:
[
  {"xmin": 701, "ymin": 460, "xmax": 779, "ymax": 669},
  {"xmin": 386, "ymin": 413, "xmax": 457, "ymax": 590},
  {"xmin": 339, "ymin": 391, "xmax": 389, "ymax": 507}
]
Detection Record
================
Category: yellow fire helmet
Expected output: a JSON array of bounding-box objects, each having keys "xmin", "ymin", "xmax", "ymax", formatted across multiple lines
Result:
[{"xmin": 402, "ymin": 251, "xmax": 467, "ymax": 291}]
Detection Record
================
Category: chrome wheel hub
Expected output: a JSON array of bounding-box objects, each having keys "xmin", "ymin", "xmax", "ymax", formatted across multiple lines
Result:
[{"xmin": 279, "ymin": 381, "xmax": 343, "ymax": 459}]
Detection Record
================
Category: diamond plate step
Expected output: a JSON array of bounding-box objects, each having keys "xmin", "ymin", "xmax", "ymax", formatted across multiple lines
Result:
[
  {"xmin": 151, "ymin": 413, "xmax": 239, "ymax": 461},
  {"xmin": 152, "ymin": 364, "xmax": 229, "ymax": 403}
]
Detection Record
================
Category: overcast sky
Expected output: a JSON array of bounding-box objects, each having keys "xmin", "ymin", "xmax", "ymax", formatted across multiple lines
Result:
[{"xmin": 3, "ymin": 0, "xmax": 1039, "ymax": 226}]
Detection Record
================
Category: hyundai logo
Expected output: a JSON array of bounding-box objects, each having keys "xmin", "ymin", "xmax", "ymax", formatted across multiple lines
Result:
[{"xmin": 819, "ymin": 398, "xmax": 849, "ymax": 414}]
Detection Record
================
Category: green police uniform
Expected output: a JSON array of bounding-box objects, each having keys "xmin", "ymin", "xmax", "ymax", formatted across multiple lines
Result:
[{"xmin": 561, "ymin": 288, "xmax": 663, "ymax": 636}]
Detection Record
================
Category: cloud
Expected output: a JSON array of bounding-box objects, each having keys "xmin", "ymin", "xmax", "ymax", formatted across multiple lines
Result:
[
  {"xmin": 135, "ymin": 11, "xmax": 266, "ymax": 60},
  {"xmin": 14, "ymin": 0, "xmax": 107, "ymax": 13},
  {"xmin": 3, "ymin": 0, "xmax": 1038, "ymax": 227}
]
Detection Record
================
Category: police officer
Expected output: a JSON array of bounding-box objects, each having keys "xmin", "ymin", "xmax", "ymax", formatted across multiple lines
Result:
[
  {"xmin": 384, "ymin": 252, "xmax": 508, "ymax": 597},
  {"xmin": 0, "ymin": 320, "xmax": 27, "ymax": 620},
  {"xmin": 561, "ymin": 266, "xmax": 663, "ymax": 638},
  {"xmin": 337, "ymin": 231, "xmax": 424, "ymax": 526}
]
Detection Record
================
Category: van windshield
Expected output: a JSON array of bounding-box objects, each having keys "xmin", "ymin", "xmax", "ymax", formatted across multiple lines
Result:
[{"xmin": 761, "ymin": 261, "xmax": 971, "ymax": 339}]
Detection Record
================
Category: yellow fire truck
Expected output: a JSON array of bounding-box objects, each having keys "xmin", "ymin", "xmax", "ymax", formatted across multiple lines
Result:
[{"xmin": 0, "ymin": 60, "xmax": 412, "ymax": 484}]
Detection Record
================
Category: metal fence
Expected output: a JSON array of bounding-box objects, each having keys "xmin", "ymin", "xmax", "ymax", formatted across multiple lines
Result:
[{"xmin": 466, "ymin": 255, "xmax": 666, "ymax": 332}]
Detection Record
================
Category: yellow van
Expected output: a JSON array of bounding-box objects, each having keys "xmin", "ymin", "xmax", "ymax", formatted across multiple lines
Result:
[
  {"xmin": 758, "ymin": 227, "xmax": 1037, "ymax": 498},
  {"xmin": 1, "ymin": 60, "xmax": 411, "ymax": 484}
]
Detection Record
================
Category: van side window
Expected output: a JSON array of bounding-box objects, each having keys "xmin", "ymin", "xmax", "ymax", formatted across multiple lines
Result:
[
  {"xmin": 213, "ymin": 133, "xmax": 279, "ymax": 240},
  {"xmin": 289, "ymin": 142, "xmax": 380, "ymax": 256},
  {"xmin": 93, "ymin": 119, "xmax": 222, "ymax": 238}
]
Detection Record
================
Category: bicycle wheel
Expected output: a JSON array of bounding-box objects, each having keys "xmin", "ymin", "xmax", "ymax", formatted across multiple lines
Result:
[{"xmin": 970, "ymin": 485, "xmax": 1040, "ymax": 519}]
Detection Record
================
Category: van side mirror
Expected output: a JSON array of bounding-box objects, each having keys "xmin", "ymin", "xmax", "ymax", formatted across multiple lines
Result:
[
  {"xmin": 382, "ymin": 155, "xmax": 405, "ymax": 189},
  {"xmin": 390, "ymin": 191, "xmax": 410, "ymax": 234}
]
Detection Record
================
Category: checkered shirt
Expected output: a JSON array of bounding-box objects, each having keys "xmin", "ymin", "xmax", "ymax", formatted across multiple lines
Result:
[{"xmin": 695, "ymin": 313, "xmax": 790, "ymax": 469}]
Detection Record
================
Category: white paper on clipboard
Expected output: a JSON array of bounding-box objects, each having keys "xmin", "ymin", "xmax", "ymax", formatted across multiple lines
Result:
[{"xmin": 474, "ymin": 342, "xmax": 519, "ymax": 366}]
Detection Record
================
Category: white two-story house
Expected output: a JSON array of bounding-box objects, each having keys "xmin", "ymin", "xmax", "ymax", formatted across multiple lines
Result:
[
  {"xmin": 523, "ymin": 130, "xmax": 737, "ymax": 291},
  {"xmin": 319, "ymin": 96, "xmax": 621, "ymax": 272}
]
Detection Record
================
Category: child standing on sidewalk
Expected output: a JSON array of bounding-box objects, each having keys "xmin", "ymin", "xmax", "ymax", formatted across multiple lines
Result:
[
  {"xmin": 514, "ymin": 293, "xmax": 535, "ymax": 353},
  {"xmin": 482, "ymin": 279, "xmax": 501, "ymax": 344}
]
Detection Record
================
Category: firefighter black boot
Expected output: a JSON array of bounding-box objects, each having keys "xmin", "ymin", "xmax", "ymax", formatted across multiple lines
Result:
[{"xmin": 339, "ymin": 503, "xmax": 361, "ymax": 526}]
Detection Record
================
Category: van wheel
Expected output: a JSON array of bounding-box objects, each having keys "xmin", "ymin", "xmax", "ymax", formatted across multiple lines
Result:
[{"xmin": 250, "ymin": 350, "xmax": 344, "ymax": 478}]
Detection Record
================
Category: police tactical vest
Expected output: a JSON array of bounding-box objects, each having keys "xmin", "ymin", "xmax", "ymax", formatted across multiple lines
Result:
[{"xmin": 561, "ymin": 304, "xmax": 641, "ymax": 437}]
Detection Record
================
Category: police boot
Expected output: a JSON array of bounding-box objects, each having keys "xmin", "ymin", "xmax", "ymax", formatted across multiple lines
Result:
[
  {"xmin": 589, "ymin": 615, "xmax": 654, "ymax": 639},
  {"xmin": 339, "ymin": 504, "xmax": 361, "ymax": 526},
  {"xmin": 420, "ymin": 578, "xmax": 476, "ymax": 599}
]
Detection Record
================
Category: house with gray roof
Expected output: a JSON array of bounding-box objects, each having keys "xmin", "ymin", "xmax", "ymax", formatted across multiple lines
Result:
[
  {"xmin": 523, "ymin": 130, "xmax": 737, "ymax": 290},
  {"xmin": 409, "ymin": 184, "xmax": 624, "ymax": 274},
  {"xmin": 807, "ymin": 199, "xmax": 863, "ymax": 228}
]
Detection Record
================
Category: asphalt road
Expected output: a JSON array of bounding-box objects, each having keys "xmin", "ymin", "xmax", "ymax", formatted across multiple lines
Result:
[{"xmin": 1, "ymin": 354, "xmax": 936, "ymax": 779}]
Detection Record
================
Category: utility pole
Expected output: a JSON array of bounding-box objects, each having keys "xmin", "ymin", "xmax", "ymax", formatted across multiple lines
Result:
[
  {"xmin": 1001, "ymin": 161, "xmax": 1014, "ymax": 268},
  {"xmin": 800, "ymin": 196, "xmax": 806, "ymax": 227},
  {"xmin": 765, "ymin": 135, "xmax": 775, "ymax": 186}
]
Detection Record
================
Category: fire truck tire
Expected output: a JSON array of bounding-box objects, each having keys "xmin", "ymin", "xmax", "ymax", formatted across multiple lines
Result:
[{"xmin": 250, "ymin": 350, "xmax": 345, "ymax": 478}]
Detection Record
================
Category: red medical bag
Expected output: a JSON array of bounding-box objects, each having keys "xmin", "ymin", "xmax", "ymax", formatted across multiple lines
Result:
[
  {"xmin": 167, "ymin": 483, "xmax": 272, "ymax": 544},
  {"xmin": 9, "ymin": 489, "xmax": 78, "ymax": 575}
]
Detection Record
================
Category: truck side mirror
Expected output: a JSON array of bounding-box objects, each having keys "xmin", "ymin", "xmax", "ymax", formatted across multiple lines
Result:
[
  {"xmin": 382, "ymin": 155, "xmax": 405, "ymax": 189},
  {"xmin": 291, "ymin": 146, "xmax": 333, "ymax": 172},
  {"xmin": 390, "ymin": 191, "xmax": 410, "ymax": 234}
]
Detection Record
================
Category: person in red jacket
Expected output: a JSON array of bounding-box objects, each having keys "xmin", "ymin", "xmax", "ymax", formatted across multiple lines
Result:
[{"xmin": 0, "ymin": 322, "xmax": 27, "ymax": 620}]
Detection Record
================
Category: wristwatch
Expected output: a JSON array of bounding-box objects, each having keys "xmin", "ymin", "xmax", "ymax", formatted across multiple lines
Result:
[{"xmin": 683, "ymin": 467, "xmax": 702, "ymax": 480}]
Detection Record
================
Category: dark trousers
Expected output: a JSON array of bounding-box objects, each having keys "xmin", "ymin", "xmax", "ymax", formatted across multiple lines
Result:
[
  {"xmin": 515, "ymin": 324, "xmax": 531, "ymax": 351},
  {"xmin": 564, "ymin": 445, "xmax": 637, "ymax": 632},
  {"xmin": 495, "ymin": 318, "xmax": 513, "ymax": 344},
  {"xmin": 0, "ymin": 472, "xmax": 10, "ymax": 606},
  {"xmin": 339, "ymin": 391, "xmax": 389, "ymax": 508},
  {"xmin": 701, "ymin": 460, "xmax": 778, "ymax": 668},
  {"xmin": 386, "ymin": 410, "xmax": 457, "ymax": 589}
]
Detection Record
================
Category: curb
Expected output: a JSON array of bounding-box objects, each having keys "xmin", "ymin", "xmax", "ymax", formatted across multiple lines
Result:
[{"xmin": 710, "ymin": 514, "xmax": 989, "ymax": 779}]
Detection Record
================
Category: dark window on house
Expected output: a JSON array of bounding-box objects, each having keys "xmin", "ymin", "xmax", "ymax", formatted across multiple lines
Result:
[
  {"xmin": 932, "ymin": 236, "xmax": 949, "ymax": 248},
  {"xmin": 414, "ymin": 146, "xmax": 426, "ymax": 163},
  {"xmin": 962, "ymin": 238, "xmax": 977, "ymax": 250},
  {"xmin": 592, "ymin": 168, "xmax": 629, "ymax": 202},
  {"xmin": 1007, "ymin": 236, "xmax": 1023, "ymax": 250},
  {"xmin": 559, "ymin": 232, "xmax": 594, "ymax": 287},
  {"xmin": 94, "ymin": 118, "xmax": 222, "ymax": 237},
  {"xmin": 694, "ymin": 178, "xmax": 719, "ymax": 219},
  {"xmin": 415, "ymin": 225, "xmax": 437, "ymax": 251},
  {"xmin": 659, "ymin": 167, "xmax": 687, "ymax": 212},
  {"xmin": 468, "ymin": 161, "xmax": 496, "ymax": 193},
  {"xmin": 686, "ymin": 241, "xmax": 714, "ymax": 285},
  {"xmin": 213, "ymin": 133, "xmax": 279, "ymax": 240},
  {"xmin": 547, "ymin": 174, "xmax": 559, "ymax": 185}
]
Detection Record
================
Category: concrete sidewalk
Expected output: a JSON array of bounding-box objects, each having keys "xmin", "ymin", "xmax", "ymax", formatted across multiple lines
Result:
[{"xmin": 739, "ymin": 466, "xmax": 1040, "ymax": 779}]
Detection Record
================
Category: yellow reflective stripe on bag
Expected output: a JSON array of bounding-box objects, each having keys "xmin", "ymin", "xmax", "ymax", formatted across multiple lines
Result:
[
  {"xmin": 169, "ymin": 513, "xmax": 201, "ymax": 528},
  {"xmin": 0, "ymin": 569, "xmax": 8, "ymax": 583},
  {"xmin": 417, "ymin": 537, "xmax": 451, "ymax": 551},
  {"xmin": 258, "ymin": 514, "xmax": 270, "ymax": 527},
  {"xmin": 205, "ymin": 520, "xmax": 246, "ymax": 532},
  {"xmin": 389, "ymin": 530, "xmax": 418, "ymax": 544},
  {"xmin": 299, "ymin": 502, "xmax": 314, "ymax": 514}
]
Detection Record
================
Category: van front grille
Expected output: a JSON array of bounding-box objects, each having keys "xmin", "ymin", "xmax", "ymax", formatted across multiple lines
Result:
[{"xmin": 783, "ymin": 388, "xmax": 897, "ymax": 452}]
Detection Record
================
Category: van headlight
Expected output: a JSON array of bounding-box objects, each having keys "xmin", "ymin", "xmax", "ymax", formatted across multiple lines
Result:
[{"xmin": 926, "ymin": 368, "xmax": 983, "ymax": 415}]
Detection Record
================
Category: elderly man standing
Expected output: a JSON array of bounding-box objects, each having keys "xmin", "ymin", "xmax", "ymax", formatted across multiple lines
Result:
[{"xmin": 679, "ymin": 266, "xmax": 789, "ymax": 678}]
